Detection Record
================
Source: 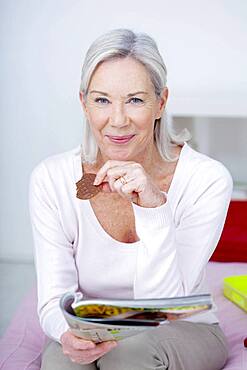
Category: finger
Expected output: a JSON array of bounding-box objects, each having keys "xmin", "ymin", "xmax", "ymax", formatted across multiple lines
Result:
[
  {"xmin": 85, "ymin": 341, "xmax": 117, "ymax": 356},
  {"xmin": 70, "ymin": 337, "xmax": 96, "ymax": 351},
  {"xmin": 107, "ymin": 166, "xmax": 129, "ymax": 180},
  {"xmin": 98, "ymin": 169, "xmax": 125, "ymax": 192},
  {"xmin": 121, "ymin": 183, "xmax": 139, "ymax": 203},
  {"xmin": 71, "ymin": 347, "xmax": 114, "ymax": 365},
  {"xmin": 93, "ymin": 161, "xmax": 120, "ymax": 185},
  {"xmin": 108, "ymin": 173, "xmax": 127, "ymax": 193},
  {"xmin": 94, "ymin": 161, "xmax": 133, "ymax": 185},
  {"xmin": 70, "ymin": 341, "xmax": 117, "ymax": 363},
  {"xmin": 125, "ymin": 179, "xmax": 145, "ymax": 193},
  {"xmin": 119, "ymin": 177, "xmax": 143, "ymax": 196},
  {"xmin": 109, "ymin": 167, "xmax": 144, "ymax": 198},
  {"xmin": 106, "ymin": 164, "xmax": 138, "ymax": 192},
  {"xmin": 109, "ymin": 177, "xmax": 133, "ymax": 199},
  {"xmin": 112, "ymin": 177, "xmax": 125, "ymax": 194}
]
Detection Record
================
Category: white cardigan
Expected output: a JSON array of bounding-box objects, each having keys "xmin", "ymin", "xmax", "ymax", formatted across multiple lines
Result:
[{"xmin": 29, "ymin": 143, "xmax": 233, "ymax": 342}]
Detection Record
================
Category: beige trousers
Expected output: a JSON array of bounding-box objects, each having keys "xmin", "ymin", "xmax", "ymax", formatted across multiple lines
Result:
[{"xmin": 41, "ymin": 321, "xmax": 228, "ymax": 370}]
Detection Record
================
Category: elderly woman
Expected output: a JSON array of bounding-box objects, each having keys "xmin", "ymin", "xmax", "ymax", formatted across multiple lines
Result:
[{"xmin": 29, "ymin": 29, "xmax": 232, "ymax": 370}]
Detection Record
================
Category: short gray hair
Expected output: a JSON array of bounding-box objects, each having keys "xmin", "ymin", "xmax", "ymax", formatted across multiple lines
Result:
[{"xmin": 79, "ymin": 28, "xmax": 190, "ymax": 162}]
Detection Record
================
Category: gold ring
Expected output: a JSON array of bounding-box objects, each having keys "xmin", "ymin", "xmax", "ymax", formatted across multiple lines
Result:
[{"xmin": 119, "ymin": 176, "xmax": 127, "ymax": 185}]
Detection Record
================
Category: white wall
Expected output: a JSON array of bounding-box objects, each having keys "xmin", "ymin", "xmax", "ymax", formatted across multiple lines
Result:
[{"xmin": 1, "ymin": 0, "xmax": 247, "ymax": 261}]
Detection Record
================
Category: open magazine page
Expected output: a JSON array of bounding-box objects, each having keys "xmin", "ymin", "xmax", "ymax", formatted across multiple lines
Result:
[
  {"xmin": 64, "ymin": 313, "xmax": 159, "ymax": 343},
  {"xmin": 60, "ymin": 292, "xmax": 214, "ymax": 343}
]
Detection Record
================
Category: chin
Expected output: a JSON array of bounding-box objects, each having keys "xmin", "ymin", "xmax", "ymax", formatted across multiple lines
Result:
[
  {"xmin": 105, "ymin": 148, "xmax": 134, "ymax": 161},
  {"xmin": 108, "ymin": 153, "xmax": 132, "ymax": 161}
]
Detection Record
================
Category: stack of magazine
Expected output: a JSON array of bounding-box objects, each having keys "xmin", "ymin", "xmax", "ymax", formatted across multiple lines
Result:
[{"xmin": 60, "ymin": 292, "xmax": 214, "ymax": 343}]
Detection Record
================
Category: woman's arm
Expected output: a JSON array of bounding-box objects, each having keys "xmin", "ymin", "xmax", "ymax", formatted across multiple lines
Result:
[
  {"xmin": 132, "ymin": 161, "xmax": 233, "ymax": 298},
  {"xmin": 29, "ymin": 162, "xmax": 78, "ymax": 342},
  {"xmin": 29, "ymin": 162, "xmax": 119, "ymax": 362}
]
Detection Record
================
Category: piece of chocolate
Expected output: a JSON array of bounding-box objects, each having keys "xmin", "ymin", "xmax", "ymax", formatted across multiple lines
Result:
[{"xmin": 76, "ymin": 173, "xmax": 101, "ymax": 200}]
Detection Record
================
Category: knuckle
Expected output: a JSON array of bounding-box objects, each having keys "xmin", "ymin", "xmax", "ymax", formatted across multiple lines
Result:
[
  {"xmin": 122, "ymin": 186, "xmax": 131, "ymax": 194},
  {"xmin": 142, "ymin": 175, "xmax": 148, "ymax": 184},
  {"xmin": 107, "ymin": 168, "xmax": 114, "ymax": 177},
  {"xmin": 133, "ymin": 162, "xmax": 142, "ymax": 170},
  {"xmin": 105, "ymin": 160, "xmax": 115, "ymax": 168},
  {"xmin": 73, "ymin": 341, "xmax": 86, "ymax": 350},
  {"xmin": 73, "ymin": 341, "xmax": 81, "ymax": 349},
  {"xmin": 133, "ymin": 166, "xmax": 144, "ymax": 177}
]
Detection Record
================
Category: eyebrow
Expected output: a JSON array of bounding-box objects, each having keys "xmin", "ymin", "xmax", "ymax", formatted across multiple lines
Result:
[{"xmin": 89, "ymin": 90, "xmax": 148, "ymax": 97}]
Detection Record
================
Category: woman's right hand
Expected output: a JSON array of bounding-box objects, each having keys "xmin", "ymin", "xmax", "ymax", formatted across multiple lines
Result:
[{"xmin": 61, "ymin": 330, "xmax": 118, "ymax": 364}]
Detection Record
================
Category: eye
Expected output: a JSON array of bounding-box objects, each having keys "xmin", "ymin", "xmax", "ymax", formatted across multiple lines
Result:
[
  {"xmin": 94, "ymin": 97, "xmax": 110, "ymax": 104},
  {"xmin": 128, "ymin": 97, "xmax": 144, "ymax": 105}
]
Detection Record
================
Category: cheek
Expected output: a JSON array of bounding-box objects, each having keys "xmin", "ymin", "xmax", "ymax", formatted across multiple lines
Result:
[
  {"xmin": 87, "ymin": 109, "xmax": 108, "ymax": 132},
  {"xmin": 128, "ymin": 108, "xmax": 155, "ymax": 131}
]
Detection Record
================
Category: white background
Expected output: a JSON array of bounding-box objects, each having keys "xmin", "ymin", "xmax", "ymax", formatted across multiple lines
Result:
[{"xmin": 1, "ymin": 0, "xmax": 247, "ymax": 261}]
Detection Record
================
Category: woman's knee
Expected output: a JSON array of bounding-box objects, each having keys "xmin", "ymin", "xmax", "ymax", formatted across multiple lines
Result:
[
  {"xmin": 97, "ymin": 333, "xmax": 168, "ymax": 370},
  {"xmin": 97, "ymin": 322, "xmax": 228, "ymax": 370},
  {"xmin": 41, "ymin": 341, "xmax": 96, "ymax": 370}
]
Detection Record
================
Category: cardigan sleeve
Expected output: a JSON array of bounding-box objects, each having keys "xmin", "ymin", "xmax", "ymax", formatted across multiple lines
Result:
[
  {"xmin": 29, "ymin": 162, "xmax": 78, "ymax": 343},
  {"xmin": 132, "ymin": 161, "xmax": 233, "ymax": 299}
]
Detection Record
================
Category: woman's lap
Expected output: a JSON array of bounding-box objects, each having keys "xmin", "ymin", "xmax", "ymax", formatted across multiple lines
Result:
[
  {"xmin": 41, "ymin": 321, "xmax": 228, "ymax": 370},
  {"xmin": 41, "ymin": 340, "xmax": 96, "ymax": 370}
]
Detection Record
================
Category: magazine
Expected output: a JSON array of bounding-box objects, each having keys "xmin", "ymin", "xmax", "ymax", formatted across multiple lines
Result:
[{"xmin": 60, "ymin": 292, "xmax": 213, "ymax": 343}]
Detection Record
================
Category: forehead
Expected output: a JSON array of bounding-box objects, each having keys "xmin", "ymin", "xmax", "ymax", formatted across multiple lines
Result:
[{"xmin": 88, "ymin": 57, "xmax": 154, "ymax": 94}]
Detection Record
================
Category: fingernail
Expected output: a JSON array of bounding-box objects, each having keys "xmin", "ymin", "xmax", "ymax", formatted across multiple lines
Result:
[
  {"xmin": 87, "ymin": 343, "xmax": 96, "ymax": 349},
  {"xmin": 93, "ymin": 178, "xmax": 99, "ymax": 186}
]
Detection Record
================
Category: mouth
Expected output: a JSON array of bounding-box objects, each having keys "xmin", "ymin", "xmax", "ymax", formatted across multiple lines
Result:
[{"xmin": 106, "ymin": 135, "xmax": 135, "ymax": 144}]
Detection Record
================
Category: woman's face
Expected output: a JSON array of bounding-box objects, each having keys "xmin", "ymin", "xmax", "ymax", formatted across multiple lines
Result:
[{"xmin": 80, "ymin": 57, "xmax": 167, "ymax": 162}]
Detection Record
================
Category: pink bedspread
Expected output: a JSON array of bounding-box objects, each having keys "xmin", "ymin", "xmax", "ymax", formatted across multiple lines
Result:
[
  {"xmin": 206, "ymin": 262, "xmax": 247, "ymax": 370},
  {"xmin": 0, "ymin": 262, "xmax": 246, "ymax": 369}
]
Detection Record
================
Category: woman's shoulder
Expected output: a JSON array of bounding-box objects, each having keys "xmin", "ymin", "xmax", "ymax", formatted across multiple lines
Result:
[
  {"xmin": 29, "ymin": 144, "xmax": 81, "ymax": 185},
  {"xmin": 182, "ymin": 142, "xmax": 232, "ymax": 183}
]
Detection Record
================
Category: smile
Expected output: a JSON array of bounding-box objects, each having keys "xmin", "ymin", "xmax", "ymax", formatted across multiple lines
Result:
[{"xmin": 106, "ymin": 135, "xmax": 135, "ymax": 144}]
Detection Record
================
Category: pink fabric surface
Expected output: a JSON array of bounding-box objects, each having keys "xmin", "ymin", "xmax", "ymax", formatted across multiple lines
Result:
[
  {"xmin": 0, "ymin": 287, "xmax": 46, "ymax": 370},
  {"xmin": 0, "ymin": 263, "xmax": 246, "ymax": 369},
  {"xmin": 206, "ymin": 262, "xmax": 247, "ymax": 370}
]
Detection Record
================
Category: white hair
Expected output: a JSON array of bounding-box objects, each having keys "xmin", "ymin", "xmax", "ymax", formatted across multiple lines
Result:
[{"xmin": 79, "ymin": 28, "xmax": 190, "ymax": 162}]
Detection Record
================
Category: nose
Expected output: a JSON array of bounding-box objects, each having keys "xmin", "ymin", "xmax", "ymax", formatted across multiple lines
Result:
[{"xmin": 109, "ymin": 103, "xmax": 129, "ymax": 128}]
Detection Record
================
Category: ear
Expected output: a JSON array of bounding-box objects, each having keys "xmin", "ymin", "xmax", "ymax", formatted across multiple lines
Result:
[
  {"xmin": 79, "ymin": 91, "xmax": 89, "ymax": 118},
  {"xmin": 155, "ymin": 87, "xmax": 168, "ymax": 119}
]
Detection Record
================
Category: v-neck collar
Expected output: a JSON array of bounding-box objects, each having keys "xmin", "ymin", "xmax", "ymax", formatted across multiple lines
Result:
[{"xmin": 73, "ymin": 142, "xmax": 190, "ymax": 246}]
